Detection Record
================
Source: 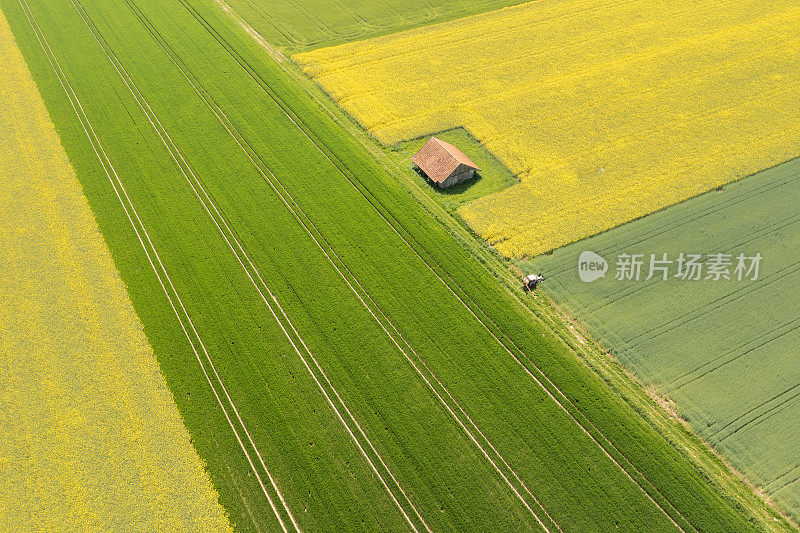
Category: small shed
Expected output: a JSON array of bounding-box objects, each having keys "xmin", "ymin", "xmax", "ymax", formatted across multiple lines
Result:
[{"xmin": 412, "ymin": 137, "xmax": 480, "ymax": 188}]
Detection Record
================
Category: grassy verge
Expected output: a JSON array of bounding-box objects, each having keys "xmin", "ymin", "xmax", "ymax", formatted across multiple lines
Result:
[{"xmin": 390, "ymin": 127, "xmax": 519, "ymax": 210}]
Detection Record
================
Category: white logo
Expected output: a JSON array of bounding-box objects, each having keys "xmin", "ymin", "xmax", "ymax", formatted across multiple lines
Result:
[{"xmin": 578, "ymin": 251, "xmax": 608, "ymax": 282}]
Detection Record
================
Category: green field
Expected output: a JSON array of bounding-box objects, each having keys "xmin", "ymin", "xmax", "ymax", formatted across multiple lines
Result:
[
  {"xmin": 2, "ymin": 0, "xmax": 793, "ymax": 530},
  {"xmin": 217, "ymin": 0, "xmax": 524, "ymax": 51},
  {"xmin": 531, "ymin": 158, "xmax": 800, "ymax": 522}
]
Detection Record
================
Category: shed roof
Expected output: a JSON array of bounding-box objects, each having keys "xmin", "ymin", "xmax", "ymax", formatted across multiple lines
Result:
[{"xmin": 411, "ymin": 137, "xmax": 480, "ymax": 183}]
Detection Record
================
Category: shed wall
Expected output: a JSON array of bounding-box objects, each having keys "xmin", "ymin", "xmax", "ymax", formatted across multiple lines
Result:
[{"xmin": 438, "ymin": 167, "xmax": 475, "ymax": 188}]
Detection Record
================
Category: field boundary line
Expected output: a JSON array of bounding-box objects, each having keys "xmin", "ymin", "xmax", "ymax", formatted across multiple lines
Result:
[
  {"xmin": 13, "ymin": 2, "xmax": 293, "ymax": 531},
  {"xmin": 69, "ymin": 1, "xmax": 429, "ymax": 530},
  {"xmin": 543, "ymin": 161, "xmax": 800, "ymax": 279}
]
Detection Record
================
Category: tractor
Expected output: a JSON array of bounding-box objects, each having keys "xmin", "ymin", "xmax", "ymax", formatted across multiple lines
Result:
[{"xmin": 511, "ymin": 265, "xmax": 544, "ymax": 291}]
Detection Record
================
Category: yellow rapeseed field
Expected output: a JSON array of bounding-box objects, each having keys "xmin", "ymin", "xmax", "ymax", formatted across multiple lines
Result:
[
  {"xmin": 0, "ymin": 10, "xmax": 231, "ymax": 531},
  {"xmin": 295, "ymin": 0, "xmax": 800, "ymax": 257}
]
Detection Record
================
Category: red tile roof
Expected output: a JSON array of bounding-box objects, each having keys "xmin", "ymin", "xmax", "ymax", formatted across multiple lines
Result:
[{"xmin": 411, "ymin": 137, "xmax": 480, "ymax": 183}]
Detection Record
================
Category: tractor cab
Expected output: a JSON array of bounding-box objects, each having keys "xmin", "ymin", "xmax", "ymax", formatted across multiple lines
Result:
[
  {"xmin": 510, "ymin": 264, "xmax": 544, "ymax": 291},
  {"xmin": 523, "ymin": 273, "xmax": 544, "ymax": 291}
]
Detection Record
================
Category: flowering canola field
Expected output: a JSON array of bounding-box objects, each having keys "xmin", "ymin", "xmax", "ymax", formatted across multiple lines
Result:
[
  {"xmin": 295, "ymin": 0, "xmax": 800, "ymax": 257},
  {"xmin": 0, "ymin": 10, "xmax": 230, "ymax": 530}
]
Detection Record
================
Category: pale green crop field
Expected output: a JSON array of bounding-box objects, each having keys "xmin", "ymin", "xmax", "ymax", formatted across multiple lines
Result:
[
  {"xmin": 531, "ymin": 157, "xmax": 800, "ymax": 521},
  {"xmin": 218, "ymin": 0, "xmax": 525, "ymax": 51}
]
